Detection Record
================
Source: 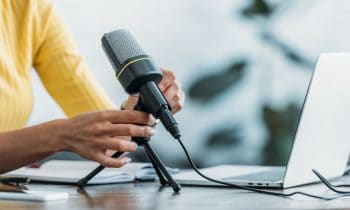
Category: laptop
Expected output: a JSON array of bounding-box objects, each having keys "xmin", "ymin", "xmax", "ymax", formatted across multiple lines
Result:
[{"xmin": 174, "ymin": 53, "xmax": 350, "ymax": 188}]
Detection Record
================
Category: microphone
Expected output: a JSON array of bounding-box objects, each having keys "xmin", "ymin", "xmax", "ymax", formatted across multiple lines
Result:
[{"xmin": 101, "ymin": 29, "xmax": 181, "ymax": 139}]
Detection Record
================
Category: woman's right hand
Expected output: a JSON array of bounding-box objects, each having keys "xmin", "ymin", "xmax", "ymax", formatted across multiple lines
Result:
[{"xmin": 54, "ymin": 110, "xmax": 156, "ymax": 168}]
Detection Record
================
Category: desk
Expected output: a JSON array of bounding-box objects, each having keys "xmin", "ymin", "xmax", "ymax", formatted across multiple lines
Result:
[{"xmin": 1, "ymin": 180, "xmax": 350, "ymax": 210}]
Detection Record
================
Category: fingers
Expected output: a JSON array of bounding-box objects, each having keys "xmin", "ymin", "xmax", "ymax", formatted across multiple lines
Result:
[
  {"xmin": 121, "ymin": 68, "xmax": 184, "ymax": 115},
  {"xmin": 98, "ymin": 110, "xmax": 155, "ymax": 125},
  {"xmin": 171, "ymin": 90, "xmax": 185, "ymax": 113},
  {"xmin": 123, "ymin": 95, "xmax": 139, "ymax": 110},
  {"xmin": 105, "ymin": 124, "xmax": 157, "ymax": 137},
  {"xmin": 91, "ymin": 138, "xmax": 136, "ymax": 168},
  {"xmin": 158, "ymin": 68, "xmax": 185, "ymax": 114},
  {"xmin": 159, "ymin": 68, "xmax": 176, "ymax": 91},
  {"xmin": 95, "ymin": 152, "xmax": 132, "ymax": 168},
  {"xmin": 106, "ymin": 149, "xmax": 116, "ymax": 156},
  {"xmin": 65, "ymin": 110, "xmax": 157, "ymax": 167},
  {"xmin": 163, "ymin": 82, "xmax": 185, "ymax": 113},
  {"xmin": 163, "ymin": 82, "xmax": 180, "ymax": 106},
  {"xmin": 116, "ymin": 136, "xmax": 132, "ymax": 141},
  {"xmin": 96, "ymin": 137, "xmax": 138, "ymax": 152}
]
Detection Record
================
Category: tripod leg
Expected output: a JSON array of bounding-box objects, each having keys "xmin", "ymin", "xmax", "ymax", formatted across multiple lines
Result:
[
  {"xmin": 144, "ymin": 146, "xmax": 168, "ymax": 186},
  {"xmin": 77, "ymin": 151, "xmax": 124, "ymax": 187},
  {"xmin": 144, "ymin": 142, "xmax": 181, "ymax": 193}
]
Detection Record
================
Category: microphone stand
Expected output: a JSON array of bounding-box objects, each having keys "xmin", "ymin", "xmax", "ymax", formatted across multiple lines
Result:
[
  {"xmin": 132, "ymin": 136, "xmax": 181, "ymax": 192},
  {"xmin": 77, "ymin": 102, "xmax": 181, "ymax": 193}
]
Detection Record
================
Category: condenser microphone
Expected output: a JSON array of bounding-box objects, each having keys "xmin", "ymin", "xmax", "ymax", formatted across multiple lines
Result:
[{"xmin": 102, "ymin": 29, "xmax": 181, "ymax": 139}]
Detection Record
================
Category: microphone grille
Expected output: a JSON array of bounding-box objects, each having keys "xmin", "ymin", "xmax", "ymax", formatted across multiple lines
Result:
[{"xmin": 104, "ymin": 29, "xmax": 147, "ymax": 64}]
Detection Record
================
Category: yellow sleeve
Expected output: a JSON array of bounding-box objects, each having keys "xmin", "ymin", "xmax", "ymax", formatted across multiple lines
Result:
[{"xmin": 32, "ymin": 0, "xmax": 115, "ymax": 117}]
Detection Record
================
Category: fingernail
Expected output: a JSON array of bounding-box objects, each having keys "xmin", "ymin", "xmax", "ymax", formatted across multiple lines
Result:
[
  {"xmin": 149, "ymin": 115, "xmax": 156, "ymax": 125},
  {"xmin": 154, "ymin": 119, "xmax": 160, "ymax": 125},
  {"xmin": 131, "ymin": 142, "xmax": 138, "ymax": 149},
  {"xmin": 123, "ymin": 157, "xmax": 132, "ymax": 164},
  {"xmin": 149, "ymin": 128, "xmax": 157, "ymax": 136}
]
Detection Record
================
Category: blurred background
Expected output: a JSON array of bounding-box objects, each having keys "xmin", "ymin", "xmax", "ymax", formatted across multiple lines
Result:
[{"xmin": 28, "ymin": 0, "xmax": 350, "ymax": 168}]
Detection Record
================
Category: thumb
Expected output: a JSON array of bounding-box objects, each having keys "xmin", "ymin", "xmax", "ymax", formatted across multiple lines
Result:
[{"xmin": 123, "ymin": 95, "xmax": 139, "ymax": 110}]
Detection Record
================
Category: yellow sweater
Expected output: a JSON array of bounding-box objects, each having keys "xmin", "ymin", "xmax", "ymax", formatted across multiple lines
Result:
[{"xmin": 0, "ymin": 0, "xmax": 115, "ymax": 131}]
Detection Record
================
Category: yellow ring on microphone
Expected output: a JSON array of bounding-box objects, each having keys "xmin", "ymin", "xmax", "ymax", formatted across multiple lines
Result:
[{"xmin": 116, "ymin": 57, "xmax": 152, "ymax": 79}]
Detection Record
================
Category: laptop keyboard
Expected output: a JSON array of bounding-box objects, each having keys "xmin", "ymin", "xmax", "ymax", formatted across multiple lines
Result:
[{"xmin": 223, "ymin": 168, "xmax": 285, "ymax": 182}]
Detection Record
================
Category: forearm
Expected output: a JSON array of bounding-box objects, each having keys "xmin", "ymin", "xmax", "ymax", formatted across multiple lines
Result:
[
  {"xmin": 0, "ymin": 110, "xmax": 157, "ymax": 173},
  {"xmin": 0, "ymin": 119, "xmax": 65, "ymax": 173}
]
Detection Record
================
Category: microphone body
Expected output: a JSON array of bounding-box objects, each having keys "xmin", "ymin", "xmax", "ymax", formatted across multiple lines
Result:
[{"xmin": 102, "ymin": 30, "xmax": 181, "ymax": 139}]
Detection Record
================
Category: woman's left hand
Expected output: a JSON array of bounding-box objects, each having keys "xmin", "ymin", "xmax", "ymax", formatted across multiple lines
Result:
[{"xmin": 122, "ymin": 68, "xmax": 185, "ymax": 114}]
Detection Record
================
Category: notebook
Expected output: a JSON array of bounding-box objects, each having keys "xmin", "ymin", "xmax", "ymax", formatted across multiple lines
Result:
[{"xmin": 4, "ymin": 160, "xmax": 179, "ymax": 185}]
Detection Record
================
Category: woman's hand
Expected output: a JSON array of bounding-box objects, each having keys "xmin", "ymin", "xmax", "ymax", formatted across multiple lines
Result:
[
  {"xmin": 123, "ymin": 68, "xmax": 185, "ymax": 113},
  {"xmin": 0, "ymin": 69, "xmax": 183, "ymax": 173},
  {"xmin": 56, "ymin": 110, "xmax": 156, "ymax": 168}
]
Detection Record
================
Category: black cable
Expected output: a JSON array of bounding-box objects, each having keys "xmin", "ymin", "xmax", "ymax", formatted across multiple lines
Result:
[
  {"xmin": 176, "ymin": 137, "xmax": 350, "ymax": 201},
  {"xmin": 334, "ymin": 184, "xmax": 350, "ymax": 188},
  {"xmin": 312, "ymin": 169, "xmax": 350, "ymax": 194}
]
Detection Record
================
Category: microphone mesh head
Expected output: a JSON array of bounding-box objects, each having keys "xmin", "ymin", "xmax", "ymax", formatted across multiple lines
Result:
[{"xmin": 104, "ymin": 29, "xmax": 147, "ymax": 64}]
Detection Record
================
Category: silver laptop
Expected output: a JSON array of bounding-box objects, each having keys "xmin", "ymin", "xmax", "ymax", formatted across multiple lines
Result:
[{"xmin": 174, "ymin": 53, "xmax": 350, "ymax": 188}]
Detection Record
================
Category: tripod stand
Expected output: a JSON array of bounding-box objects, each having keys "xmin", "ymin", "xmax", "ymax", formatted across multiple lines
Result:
[
  {"xmin": 77, "ymin": 103, "xmax": 181, "ymax": 193},
  {"xmin": 131, "ymin": 137, "xmax": 181, "ymax": 192}
]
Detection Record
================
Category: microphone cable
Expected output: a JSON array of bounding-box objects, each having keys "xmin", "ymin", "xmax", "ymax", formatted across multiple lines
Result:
[{"xmin": 175, "ymin": 137, "xmax": 350, "ymax": 200}]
